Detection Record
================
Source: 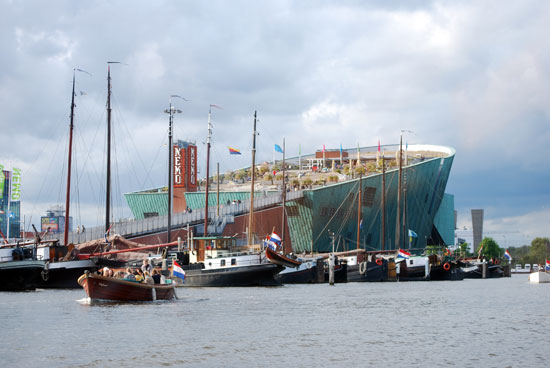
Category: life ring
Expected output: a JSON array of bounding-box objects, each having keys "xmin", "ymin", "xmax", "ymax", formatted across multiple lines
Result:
[
  {"xmin": 359, "ymin": 261, "xmax": 367, "ymax": 275},
  {"xmin": 375, "ymin": 259, "xmax": 383, "ymax": 266},
  {"xmin": 443, "ymin": 262, "xmax": 451, "ymax": 271}
]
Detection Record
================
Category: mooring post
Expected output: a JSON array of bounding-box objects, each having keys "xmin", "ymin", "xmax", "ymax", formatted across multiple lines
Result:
[
  {"xmin": 329, "ymin": 253, "xmax": 335, "ymax": 285},
  {"xmin": 329, "ymin": 230, "xmax": 335, "ymax": 285},
  {"xmin": 482, "ymin": 261, "xmax": 487, "ymax": 279}
]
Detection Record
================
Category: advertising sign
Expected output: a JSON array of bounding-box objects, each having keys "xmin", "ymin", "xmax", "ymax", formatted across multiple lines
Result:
[
  {"xmin": 173, "ymin": 145, "xmax": 186, "ymax": 188},
  {"xmin": 0, "ymin": 164, "xmax": 4, "ymax": 198},
  {"xmin": 41, "ymin": 217, "xmax": 59, "ymax": 233},
  {"xmin": 10, "ymin": 168, "xmax": 21, "ymax": 201},
  {"xmin": 187, "ymin": 145, "xmax": 197, "ymax": 189}
]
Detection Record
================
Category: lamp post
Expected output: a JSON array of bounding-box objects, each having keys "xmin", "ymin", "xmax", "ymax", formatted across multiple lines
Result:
[{"xmin": 164, "ymin": 95, "xmax": 184, "ymax": 243}]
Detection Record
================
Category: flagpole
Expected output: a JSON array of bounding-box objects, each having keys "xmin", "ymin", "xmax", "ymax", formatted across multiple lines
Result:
[{"xmin": 357, "ymin": 169, "xmax": 362, "ymax": 250}]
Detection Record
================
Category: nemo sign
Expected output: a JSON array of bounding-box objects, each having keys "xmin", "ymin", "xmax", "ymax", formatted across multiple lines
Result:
[{"xmin": 172, "ymin": 143, "xmax": 198, "ymax": 190}]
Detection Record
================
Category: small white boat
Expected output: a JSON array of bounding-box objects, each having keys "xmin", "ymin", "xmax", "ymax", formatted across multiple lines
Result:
[{"xmin": 528, "ymin": 271, "xmax": 550, "ymax": 284}]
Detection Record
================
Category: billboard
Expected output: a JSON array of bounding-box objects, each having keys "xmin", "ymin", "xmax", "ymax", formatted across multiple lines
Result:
[
  {"xmin": 187, "ymin": 145, "xmax": 197, "ymax": 190},
  {"xmin": 10, "ymin": 168, "xmax": 21, "ymax": 201},
  {"xmin": 0, "ymin": 164, "xmax": 4, "ymax": 198},
  {"xmin": 41, "ymin": 217, "xmax": 60, "ymax": 233},
  {"xmin": 173, "ymin": 145, "xmax": 186, "ymax": 188}
]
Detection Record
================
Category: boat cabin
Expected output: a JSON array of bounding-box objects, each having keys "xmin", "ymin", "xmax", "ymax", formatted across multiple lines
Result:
[{"xmin": 186, "ymin": 236, "xmax": 263, "ymax": 270}]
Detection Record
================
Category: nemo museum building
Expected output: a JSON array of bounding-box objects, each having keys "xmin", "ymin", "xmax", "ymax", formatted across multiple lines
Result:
[{"xmin": 125, "ymin": 143, "xmax": 456, "ymax": 253}]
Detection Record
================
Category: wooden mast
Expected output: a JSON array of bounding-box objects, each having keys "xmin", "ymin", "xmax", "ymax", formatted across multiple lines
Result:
[
  {"xmin": 396, "ymin": 133, "xmax": 403, "ymax": 249},
  {"xmin": 357, "ymin": 170, "xmax": 362, "ymax": 250},
  {"xmin": 63, "ymin": 70, "xmax": 76, "ymax": 246},
  {"xmin": 247, "ymin": 111, "xmax": 257, "ymax": 246},
  {"xmin": 281, "ymin": 137, "xmax": 286, "ymax": 251},
  {"xmin": 381, "ymin": 154, "xmax": 386, "ymax": 251},
  {"xmin": 105, "ymin": 64, "xmax": 112, "ymax": 233},
  {"xmin": 203, "ymin": 106, "xmax": 212, "ymax": 236}
]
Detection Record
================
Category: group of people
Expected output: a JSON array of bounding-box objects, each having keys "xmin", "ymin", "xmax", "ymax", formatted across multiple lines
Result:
[{"xmin": 98, "ymin": 259, "xmax": 166, "ymax": 284}]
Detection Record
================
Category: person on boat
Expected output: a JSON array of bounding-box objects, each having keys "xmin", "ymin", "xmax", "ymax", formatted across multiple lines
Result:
[
  {"xmin": 124, "ymin": 268, "xmax": 136, "ymax": 281},
  {"xmin": 141, "ymin": 259, "xmax": 153, "ymax": 273},
  {"xmin": 134, "ymin": 269, "xmax": 143, "ymax": 282},
  {"xmin": 143, "ymin": 271, "xmax": 154, "ymax": 285},
  {"xmin": 151, "ymin": 269, "xmax": 161, "ymax": 284}
]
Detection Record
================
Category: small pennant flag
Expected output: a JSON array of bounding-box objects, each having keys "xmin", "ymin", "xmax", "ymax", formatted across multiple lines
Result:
[
  {"xmin": 408, "ymin": 229, "xmax": 418, "ymax": 238},
  {"xmin": 228, "ymin": 147, "xmax": 241, "ymax": 155},
  {"xmin": 274, "ymin": 144, "xmax": 283, "ymax": 153},
  {"xmin": 340, "ymin": 144, "xmax": 343, "ymax": 155},
  {"xmin": 378, "ymin": 140, "xmax": 381, "ymax": 152}
]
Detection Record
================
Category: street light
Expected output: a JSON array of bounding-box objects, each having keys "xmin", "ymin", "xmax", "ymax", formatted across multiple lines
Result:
[{"xmin": 164, "ymin": 95, "xmax": 187, "ymax": 243}]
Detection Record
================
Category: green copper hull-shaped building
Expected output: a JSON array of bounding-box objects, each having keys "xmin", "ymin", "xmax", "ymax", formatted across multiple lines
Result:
[{"xmin": 125, "ymin": 144, "xmax": 455, "ymax": 253}]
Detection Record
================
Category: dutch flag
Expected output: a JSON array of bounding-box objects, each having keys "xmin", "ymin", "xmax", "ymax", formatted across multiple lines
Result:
[
  {"xmin": 545, "ymin": 260, "xmax": 550, "ymax": 271},
  {"xmin": 397, "ymin": 249, "xmax": 411, "ymax": 259},
  {"xmin": 269, "ymin": 232, "xmax": 282, "ymax": 246},
  {"xmin": 173, "ymin": 261, "xmax": 185, "ymax": 281},
  {"xmin": 503, "ymin": 249, "xmax": 512, "ymax": 261}
]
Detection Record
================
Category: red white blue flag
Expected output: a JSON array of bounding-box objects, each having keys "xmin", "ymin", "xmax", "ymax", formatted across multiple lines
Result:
[
  {"xmin": 397, "ymin": 249, "xmax": 411, "ymax": 259},
  {"xmin": 545, "ymin": 260, "xmax": 550, "ymax": 271},
  {"xmin": 173, "ymin": 261, "xmax": 185, "ymax": 281},
  {"xmin": 503, "ymin": 249, "xmax": 512, "ymax": 261}
]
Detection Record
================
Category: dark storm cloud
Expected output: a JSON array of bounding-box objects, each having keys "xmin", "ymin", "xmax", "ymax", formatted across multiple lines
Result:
[{"xmin": 1, "ymin": 0, "xmax": 549, "ymax": 240}]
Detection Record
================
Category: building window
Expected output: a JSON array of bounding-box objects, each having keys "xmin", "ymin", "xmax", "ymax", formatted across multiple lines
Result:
[
  {"xmin": 144, "ymin": 212, "xmax": 159, "ymax": 218},
  {"xmin": 220, "ymin": 259, "xmax": 226, "ymax": 267}
]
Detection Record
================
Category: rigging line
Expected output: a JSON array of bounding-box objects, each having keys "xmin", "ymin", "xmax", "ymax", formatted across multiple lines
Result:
[
  {"xmin": 311, "ymin": 179, "xmax": 360, "ymax": 246},
  {"xmin": 25, "ymin": 110, "xmax": 69, "ymax": 231},
  {"xmin": 112, "ymin": 99, "xmax": 149, "ymax": 191},
  {"xmin": 143, "ymin": 126, "xmax": 168, "ymax": 190},
  {"xmin": 75, "ymin": 108, "xmax": 105, "ymax": 203},
  {"xmin": 57, "ymin": 128, "xmax": 70, "ymax": 207},
  {"xmin": 136, "ymin": 116, "xmax": 167, "ymax": 190}
]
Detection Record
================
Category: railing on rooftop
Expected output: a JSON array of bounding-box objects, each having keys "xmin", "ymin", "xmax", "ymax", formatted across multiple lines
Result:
[{"xmin": 66, "ymin": 190, "xmax": 303, "ymax": 244}]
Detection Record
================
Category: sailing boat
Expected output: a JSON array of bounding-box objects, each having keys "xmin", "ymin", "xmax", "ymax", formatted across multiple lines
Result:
[
  {"xmin": 36, "ymin": 68, "xmax": 102, "ymax": 288},
  {"xmin": 265, "ymin": 137, "xmax": 302, "ymax": 269},
  {"xmin": 175, "ymin": 110, "xmax": 282, "ymax": 287}
]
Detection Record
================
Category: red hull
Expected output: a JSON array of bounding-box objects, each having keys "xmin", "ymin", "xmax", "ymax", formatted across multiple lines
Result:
[
  {"xmin": 266, "ymin": 248, "xmax": 302, "ymax": 268},
  {"xmin": 77, "ymin": 272, "xmax": 176, "ymax": 302}
]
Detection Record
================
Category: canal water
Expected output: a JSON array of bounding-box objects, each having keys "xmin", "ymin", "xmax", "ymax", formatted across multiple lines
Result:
[{"xmin": 1, "ymin": 274, "xmax": 548, "ymax": 367}]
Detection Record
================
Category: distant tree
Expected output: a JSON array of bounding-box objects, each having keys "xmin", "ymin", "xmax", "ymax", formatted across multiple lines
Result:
[
  {"xmin": 275, "ymin": 173, "xmax": 283, "ymax": 181},
  {"xmin": 366, "ymin": 162, "xmax": 376, "ymax": 173},
  {"xmin": 355, "ymin": 166, "xmax": 366, "ymax": 176},
  {"xmin": 291, "ymin": 179, "xmax": 300, "ymax": 188},
  {"xmin": 479, "ymin": 237, "xmax": 502, "ymax": 260},
  {"xmin": 458, "ymin": 242, "xmax": 471, "ymax": 258},
  {"xmin": 234, "ymin": 170, "xmax": 245, "ymax": 182},
  {"xmin": 303, "ymin": 178, "xmax": 313, "ymax": 188},
  {"xmin": 263, "ymin": 173, "xmax": 273, "ymax": 184},
  {"xmin": 259, "ymin": 166, "xmax": 269, "ymax": 175},
  {"xmin": 527, "ymin": 237, "xmax": 550, "ymax": 265}
]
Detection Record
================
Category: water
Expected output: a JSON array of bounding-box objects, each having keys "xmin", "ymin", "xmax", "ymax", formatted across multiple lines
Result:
[{"xmin": 1, "ymin": 274, "xmax": 549, "ymax": 367}]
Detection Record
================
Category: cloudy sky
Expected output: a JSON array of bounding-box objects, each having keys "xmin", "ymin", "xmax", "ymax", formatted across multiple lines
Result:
[{"xmin": 1, "ymin": 0, "xmax": 548, "ymax": 245}]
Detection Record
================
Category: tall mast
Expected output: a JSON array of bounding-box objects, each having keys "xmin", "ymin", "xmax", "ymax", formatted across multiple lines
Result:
[
  {"xmin": 396, "ymin": 133, "xmax": 403, "ymax": 249},
  {"xmin": 105, "ymin": 64, "xmax": 112, "ymax": 233},
  {"xmin": 63, "ymin": 70, "xmax": 76, "ymax": 245},
  {"xmin": 204, "ymin": 106, "xmax": 213, "ymax": 237},
  {"xmin": 281, "ymin": 137, "xmax": 286, "ymax": 251},
  {"xmin": 357, "ymin": 170, "xmax": 362, "ymax": 250},
  {"xmin": 248, "ymin": 111, "xmax": 257, "ymax": 246},
  {"xmin": 381, "ymin": 154, "xmax": 386, "ymax": 251}
]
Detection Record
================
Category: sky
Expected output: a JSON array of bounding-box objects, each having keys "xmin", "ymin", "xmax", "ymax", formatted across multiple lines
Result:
[{"xmin": 1, "ymin": 0, "xmax": 548, "ymax": 246}]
